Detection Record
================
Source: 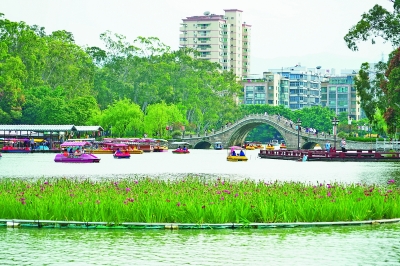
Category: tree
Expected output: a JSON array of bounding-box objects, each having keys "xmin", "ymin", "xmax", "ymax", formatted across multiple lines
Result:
[
  {"xmin": 144, "ymin": 102, "xmax": 186, "ymax": 138},
  {"xmin": 344, "ymin": 1, "xmax": 400, "ymax": 51},
  {"xmin": 0, "ymin": 51, "xmax": 27, "ymax": 123},
  {"xmin": 344, "ymin": 0, "xmax": 400, "ymax": 134},
  {"xmin": 100, "ymin": 99, "xmax": 144, "ymax": 137},
  {"xmin": 295, "ymin": 106, "xmax": 336, "ymax": 132}
]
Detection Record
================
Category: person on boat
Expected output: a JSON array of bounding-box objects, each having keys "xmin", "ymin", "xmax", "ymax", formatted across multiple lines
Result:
[
  {"xmin": 114, "ymin": 148, "xmax": 122, "ymax": 155},
  {"xmin": 340, "ymin": 138, "xmax": 347, "ymax": 152},
  {"xmin": 63, "ymin": 149, "xmax": 68, "ymax": 157},
  {"xmin": 183, "ymin": 146, "xmax": 187, "ymax": 151},
  {"xmin": 239, "ymin": 150, "xmax": 245, "ymax": 156},
  {"xmin": 68, "ymin": 148, "xmax": 74, "ymax": 157},
  {"xmin": 74, "ymin": 148, "xmax": 82, "ymax": 157},
  {"xmin": 325, "ymin": 140, "xmax": 331, "ymax": 153},
  {"xmin": 231, "ymin": 150, "xmax": 236, "ymax": 156}
]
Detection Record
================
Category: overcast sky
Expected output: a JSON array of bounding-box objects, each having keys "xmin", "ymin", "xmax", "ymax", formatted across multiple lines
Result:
[{"xmin": 1, "ymin": 0, "xmax": 396, "ymax": 74}]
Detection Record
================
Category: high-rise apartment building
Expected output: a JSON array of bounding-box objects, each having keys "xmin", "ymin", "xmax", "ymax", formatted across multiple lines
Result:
[
  {"xmin": 321, "ymin": 74, "xmax": 361, "ymax": 120},
  {"xmin": 242, "ymin": 73, "xmax": 281, "ymax": 106},
  {"xmin": 268, "ymin": 66, "xmax": 322, "ymax": 110},
  {"xmin": 179, "ymin": 9, "xmax": 251, "ymax": 79}
]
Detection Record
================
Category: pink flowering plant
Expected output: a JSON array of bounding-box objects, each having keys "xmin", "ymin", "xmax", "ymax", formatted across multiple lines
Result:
[{"xmin": 0, "ymin": 177, "xmax": 399, "ymax": 224}]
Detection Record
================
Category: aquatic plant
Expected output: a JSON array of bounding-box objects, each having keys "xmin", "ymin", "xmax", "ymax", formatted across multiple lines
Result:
[{"xmin": 0, "ymin": 177, "xmax": 398, "ymax": 224}]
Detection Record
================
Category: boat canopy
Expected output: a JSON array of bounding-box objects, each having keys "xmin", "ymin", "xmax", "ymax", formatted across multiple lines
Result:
[
  {"xmin": 61, "ymin": 141, "xmax": 92, "ymax": 147},
  {"xmin": 104, "ymin": 143, "xmax": 128, "ymax": 147},
  {"xmin": 154, "ymin": 139, "xmax": 168, "ymax": 143},
  {"xmin": 230, "ymin": 146, "xmax": 244, "ymax": 150}
]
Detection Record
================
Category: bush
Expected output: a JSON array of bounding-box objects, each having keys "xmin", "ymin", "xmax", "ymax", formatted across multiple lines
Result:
[{"xmin": 171, "ymin": 130, "xmax": 182, "ymax": 139}]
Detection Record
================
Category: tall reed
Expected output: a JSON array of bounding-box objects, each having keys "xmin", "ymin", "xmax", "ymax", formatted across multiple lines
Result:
[{"xmin": 0, "ymin": 177, "xmax": 398, "ymax": 224}]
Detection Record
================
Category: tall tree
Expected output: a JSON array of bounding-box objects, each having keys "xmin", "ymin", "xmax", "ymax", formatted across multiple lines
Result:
[
  {"xmin": 100, "ymin": 99, "xmax": 144, "ymax": 137},
  {"xmin": 344, "ymin": 0, "xmax": 400, "ymax": 134}
]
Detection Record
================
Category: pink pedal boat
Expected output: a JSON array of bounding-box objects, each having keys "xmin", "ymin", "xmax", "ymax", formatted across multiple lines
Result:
[{"xmin": 54, "ymin": 141, "xmax": 100, "ymax": 163}]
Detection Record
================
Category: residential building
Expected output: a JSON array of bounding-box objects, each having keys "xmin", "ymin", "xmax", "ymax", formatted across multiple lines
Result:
[
  {"xmin": 241, "ymin": 73, "xmax": 281, "ymax": 106},
  {"xmin": 321, "ymin": 74, "xmax": 361, "ymax": 120},
  {"xmin": 179, "ymin": 9, "xmax": 251, "ymax": 79},
  {"xmin": 268, "ymin": 65, "xmax": 322, "ymax": 110}
]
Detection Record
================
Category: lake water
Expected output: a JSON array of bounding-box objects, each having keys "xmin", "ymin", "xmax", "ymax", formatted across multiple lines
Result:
[{"xmin": 1, "ymin": 150, "xmax": 400, "ymax": 265}]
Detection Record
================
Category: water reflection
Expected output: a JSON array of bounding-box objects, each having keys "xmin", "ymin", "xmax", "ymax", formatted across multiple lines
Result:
[
  {"xmin": 0, "ymin": 150, "xmax": 400, "ymax": 185},
  {"xmin": 1, "ymin": 224, "xmax": 399, "ymax": 265},
  {"xmin": 1, "ymin": 150, "xmax": 400, "ymax": 265}
]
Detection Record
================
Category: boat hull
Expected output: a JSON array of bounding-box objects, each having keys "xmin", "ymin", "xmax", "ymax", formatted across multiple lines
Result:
[
  {"xmin": 54, "ymin": 154, "xmax": 101, "ymax": 163},
  {"xmin": 113, "ymin": 154, "xmax": 131, "ymax": 159},
  {"xmin": 92, "ymin": 149, "xmax": 143, "ymax": 154},
  {"xmin": 227, "ymin": 155, "xmax": 248, "ymax": 161},
  {"xmin": 258, "ymin": 149, "xmax": 400, "ymax": 162},
  {"xmin": 153, "ymin": 147, "xmax": 168, "ymax": 152},
  {"xmin": 172, "ymin": 150, "xmax": 190, "ymax": 154}
]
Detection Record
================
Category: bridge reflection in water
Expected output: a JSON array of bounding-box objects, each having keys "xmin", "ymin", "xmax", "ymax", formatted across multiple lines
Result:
[{"xmin": 177, "ymin": 114, "xmax": 376, "ymax": 150}]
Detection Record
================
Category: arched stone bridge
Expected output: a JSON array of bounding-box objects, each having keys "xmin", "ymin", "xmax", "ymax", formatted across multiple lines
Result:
[{"xmin": 175, "ymin": 114, "xmax": 375, "ymax": 150}]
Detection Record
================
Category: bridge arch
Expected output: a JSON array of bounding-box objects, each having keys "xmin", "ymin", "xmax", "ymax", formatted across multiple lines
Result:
[{"xmin": 180, "ymin": 114, "xmax": 339, "ymax": 150}]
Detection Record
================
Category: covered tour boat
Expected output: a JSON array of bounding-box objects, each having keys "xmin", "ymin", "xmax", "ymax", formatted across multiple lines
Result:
[
  {"xmin": 227, "ymin": 146, "xmax": 248, "ymax": 162},
  {"xmin": 1, "ymin": 138, "xmax": 31, "ymax": 153},
  {"xmin": 55, "ymin": 141, "xmax": 100, "ymax": 163},
  {"xmin": 92, "ymin": 139, "xmax": 143, "ymax": 154},
  {"xmin": 153, "ymin": 139, "xmax": 169, "ymax": 152},
  {"xmin": 258, "ymin": 149, "xmax": 400, "ymax": 162}
]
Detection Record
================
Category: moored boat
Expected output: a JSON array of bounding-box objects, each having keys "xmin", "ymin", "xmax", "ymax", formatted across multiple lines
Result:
[
  {"xmin": 55, "ymin": 141, "xmax": 100, "ymax": 163},
  {"xmin": 92, "ymin": 139, "xmax": 143, "ymax": 154},
  {"xmin": 153, "ymin": 139, "xmax": 169, "ymax": 152},
  {"xmin": 227, "ymin": 146, "xmax": 248, "ymax": 162},
  {"xmin": 258, "ymin": 149, "xmax": 400, "ymax": 162},
  {"xmin": 1, "ymin": 138, "xmax": 31, "ymax": 153}
]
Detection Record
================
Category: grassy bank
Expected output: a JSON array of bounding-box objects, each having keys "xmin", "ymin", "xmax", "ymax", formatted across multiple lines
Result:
[{"xmin": 0, "ymin": 177, "xmax": 398, "ymax": 224}]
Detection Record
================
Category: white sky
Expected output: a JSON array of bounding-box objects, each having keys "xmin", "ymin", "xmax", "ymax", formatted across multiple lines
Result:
[{"xmin": 1, "ymin": 0, "xmax": 396, "ymax": 74}]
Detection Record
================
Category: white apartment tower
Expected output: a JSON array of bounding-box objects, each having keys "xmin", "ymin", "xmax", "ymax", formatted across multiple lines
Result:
[{"xmin": 179, "ymin": 9, "xmax": 251, "ymax": 79}]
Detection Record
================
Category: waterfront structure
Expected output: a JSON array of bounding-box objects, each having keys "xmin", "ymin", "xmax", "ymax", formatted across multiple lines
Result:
[
  {"xmin": 320, "ymin": 74, "xmax": 361, "ymax": 120},
  {"xmin": 179, "ymin": 9, "xmax": 251, "ymax": 79}
]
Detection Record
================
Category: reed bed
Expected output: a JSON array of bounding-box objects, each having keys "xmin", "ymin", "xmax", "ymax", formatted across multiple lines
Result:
[{"xmin": 0, "ymin": 177, "xmax": 399, "ymax": 224}]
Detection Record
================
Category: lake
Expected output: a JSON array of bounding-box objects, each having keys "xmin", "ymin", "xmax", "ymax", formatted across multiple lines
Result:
[{"xmin": 1, "ymin": 149, "xmax": 400, "ymax": 265}]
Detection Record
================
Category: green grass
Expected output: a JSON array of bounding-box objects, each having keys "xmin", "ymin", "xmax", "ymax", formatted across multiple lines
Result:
[{"xmin": 0, "ymin": 177, "xmax": 398, "ymax": 224}]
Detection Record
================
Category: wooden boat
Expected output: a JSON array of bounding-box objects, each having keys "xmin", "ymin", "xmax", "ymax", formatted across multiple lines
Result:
[
  {"xmin": 258, "ymin": 149, "xmax": 400, "ymax": 162},
  {"xmin": 227, "ymin": 146, "xmax": 248, "ymax": 162},
  {"xmin": 55, "ymin": 141, "xmax": 100, "ymax": 163},
  {"xmin": 171, "ymin": 142, "xmax": 190, "ymax": 154}
]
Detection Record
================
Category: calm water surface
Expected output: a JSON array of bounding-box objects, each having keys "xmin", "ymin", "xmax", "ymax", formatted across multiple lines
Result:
[{"xmin": 1, "ymin": 150, "xmax": 400, "ymax": 265}]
